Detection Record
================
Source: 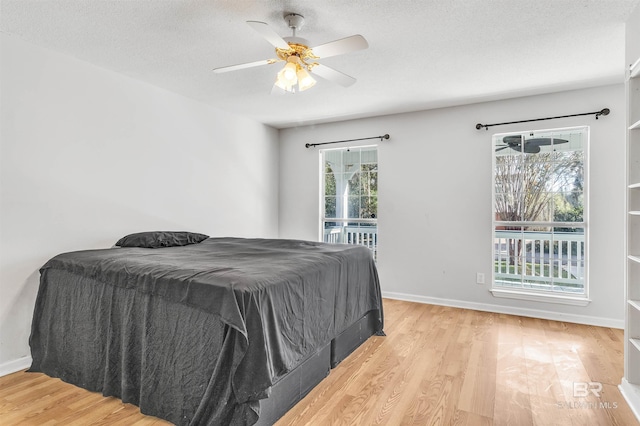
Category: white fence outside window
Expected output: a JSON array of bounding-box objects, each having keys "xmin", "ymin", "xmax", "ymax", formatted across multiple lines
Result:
[
  {"xmin": 322, "ymin": 221, "xmax": 378, "ymax": 260},
  {"xmin": 494, "ymin": 229, "xmax": 585, "ymax": 293}
]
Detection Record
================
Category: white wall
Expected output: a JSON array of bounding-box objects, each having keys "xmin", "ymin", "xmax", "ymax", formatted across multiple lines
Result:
[
  {"xmin": 279, "ymin": 84, "xmax": 625, "ymax": 328},
  {"xmin": 0, "ymin": 34, "xmax": 279, "ymax": 373}
]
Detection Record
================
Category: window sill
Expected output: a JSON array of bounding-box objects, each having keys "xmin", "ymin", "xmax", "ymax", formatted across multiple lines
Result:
[{"xmin": 490, "ymin": 288, "xmax": 591, "ymax": 306}]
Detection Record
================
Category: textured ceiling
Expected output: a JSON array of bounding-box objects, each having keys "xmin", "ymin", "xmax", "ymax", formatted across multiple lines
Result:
[{"xmin": 2, "ymin": 0, "xmax": 639, "ymax": 128}]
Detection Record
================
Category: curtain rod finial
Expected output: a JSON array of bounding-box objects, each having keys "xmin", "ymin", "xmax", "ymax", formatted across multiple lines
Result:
[{"xmin": 476, "ymin": 123, "xmax": 485, "ymax": 130}]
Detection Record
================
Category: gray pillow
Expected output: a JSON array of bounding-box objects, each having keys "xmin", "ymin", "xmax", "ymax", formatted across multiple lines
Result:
[{"xmin": 115, "ymin": 231, "xmax": 209, "ymax": 248}]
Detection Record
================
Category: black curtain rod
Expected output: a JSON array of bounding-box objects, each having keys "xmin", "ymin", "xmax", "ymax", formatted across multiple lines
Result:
[
  {"xmin": 305, "ymin": 134, "xmax": 390, "ymax": 148},
  {"xmin": 475, "ymin": 108, "xmax": 610, "ymax": 130}
]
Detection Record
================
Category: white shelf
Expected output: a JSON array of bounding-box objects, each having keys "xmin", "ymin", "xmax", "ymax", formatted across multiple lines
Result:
[
  {"xmin": 624, "ymin": 10, "xmax": 640, "ymax": 421},
  {"xmin": 631, "ymin": 56, "xmax": 640, "ymax": 79},
  {"xmin": 619, "ymin": 379, "xmax": 640, "ymax": 421}
]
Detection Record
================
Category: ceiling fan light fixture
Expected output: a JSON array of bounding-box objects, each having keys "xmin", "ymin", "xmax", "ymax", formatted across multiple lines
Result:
[
  {"xmin": 297, "ymin": 67, "xmax": 316, "ymax": 91},
  {"xmin": 274, "ymin": 76, "xmax": 294, "ymax": 93},
  {"xmin": 274, "ymin": 62, "xmax": 297, "ymax": 93},
  {"xmin": 274, "ymin": 71, "xmax": 294, "ymax": 93},
  {"xmin": 280, "ymin": 61, "xmax": 298, "ymax": 83}
]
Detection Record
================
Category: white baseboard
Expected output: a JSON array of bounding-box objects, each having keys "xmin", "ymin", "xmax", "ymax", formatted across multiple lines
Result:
[
  {"xmin": 0, "ymin": 356, "xmax": 32, "ymax": 377},
  {"xmin": 619, "ymin": 379, "xmax": 640, "ymax": 422},
  {"xmin": 381, "ymin": 291, "xmax": 624, "ymax": 329}
]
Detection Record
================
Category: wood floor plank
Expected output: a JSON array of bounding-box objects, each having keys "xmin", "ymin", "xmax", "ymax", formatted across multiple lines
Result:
[
  {"xmin": 494, "ymin": 343, "xmax": 533, "ymax": 426},
  {"xmin": 458, "ymin": 337, "xmax": 497, "ymax": 418},
  {"xmin": 378, "ymin": 349, "xmax": 444, "ymax": 424},
  {"xmin": 1, "ymin": 298, "xmax": 638, "ymax": 426},
  {"xmin": 357, "ymin": 331, "xmax": 437, "ymax": 425},
  {"xmin": 451, "ymin": 408, "xmax": 493, "ymax": 426},
  {"xmin": 0, "ymin": 374, "xmax": 50, "ymax": 400},
  {"xmin": 418, "ymin": 374, "xmax": 455, "ymax": 425}
]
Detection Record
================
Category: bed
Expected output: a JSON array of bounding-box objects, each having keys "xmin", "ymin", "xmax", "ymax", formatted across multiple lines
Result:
[{"xmin": 28, "ymin": 235, "xmax": 384, "ymax": 425}]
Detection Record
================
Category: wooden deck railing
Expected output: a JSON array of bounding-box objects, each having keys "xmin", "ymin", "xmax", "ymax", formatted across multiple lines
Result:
[
  {"xmin": 494, "ymin": 230, "xmax": 585, "ymax": 293},
  {"xmin": 323, "ymin": 224, "xmax": 378, "ymax": 260}
]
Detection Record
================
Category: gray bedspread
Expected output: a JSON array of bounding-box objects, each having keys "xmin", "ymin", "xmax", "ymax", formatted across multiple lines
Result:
[{"xmin": 29, "ymin": 237, "xmax": 383, "ymax": 425}]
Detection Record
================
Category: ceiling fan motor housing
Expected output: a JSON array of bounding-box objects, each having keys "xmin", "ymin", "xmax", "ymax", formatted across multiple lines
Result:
[
  {"xmin": 285, "ymin": 13, "xmax": 305, "ymax": 31},
  {"xmin": 277, "ymin": 14, "xmax": 316, "ymax": 70}
]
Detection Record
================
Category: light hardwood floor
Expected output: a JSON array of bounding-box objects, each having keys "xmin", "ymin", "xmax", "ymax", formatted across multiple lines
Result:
[{"xmin": 1, "ymin": 299, "xmax": 638, "ymax": 425}]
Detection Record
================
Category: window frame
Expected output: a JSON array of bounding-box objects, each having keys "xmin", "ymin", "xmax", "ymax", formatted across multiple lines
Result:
[
  {"xmin": 490, "ymin": 126, "xmax": 590, "ymax": 306},
  {"xmin": 319, "ymin": 144, "xmax": 379, "ymax": 260}
]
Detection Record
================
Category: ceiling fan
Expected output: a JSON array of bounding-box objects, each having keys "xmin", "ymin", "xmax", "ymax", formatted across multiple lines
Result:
[
  {"xmin": 495, "ymin": 135, "xmax": 569, "ymax": 154},
  {"xmin": 213, "ymin": 13, "xmax": 368, "ymax": 93}
]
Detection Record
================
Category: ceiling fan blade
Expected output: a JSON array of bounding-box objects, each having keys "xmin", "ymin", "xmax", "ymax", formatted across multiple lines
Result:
[
  {"xmin": 495, "ymin": 146, "xmax": 510, "ymax": 152},
  {"xmin": 247, "ymin": 21, "xmax": 290, "ymax": 50},
  {"xmin": 526, "ymin": 137, "xmax": 569, "ymax": 147},
  {"xmin": 311, "ymin": 64, "xmax": 356, "ymax": 87},
  {"xmin": 311, "ymin": 35, "xmax": 368, "ymax": 59},
  {"xmin": 503, "ymin": 135, "xmax": 523, "ymax": 145},
  {"xmin": 213, "ymin": 59, "xmax": 278, "ymax": 73},
  {"xmin": 523, "ymin": 145, "xmax": 541, "ymax": 154}
]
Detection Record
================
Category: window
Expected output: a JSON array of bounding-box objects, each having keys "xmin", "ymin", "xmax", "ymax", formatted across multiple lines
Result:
[
  {"xmin": 321, "ymin": 146, "xmax": 378, "ymax": 259},
  {"xmin": 492, "ymin": 127, "xmax": 588, "ymax": 303}
]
